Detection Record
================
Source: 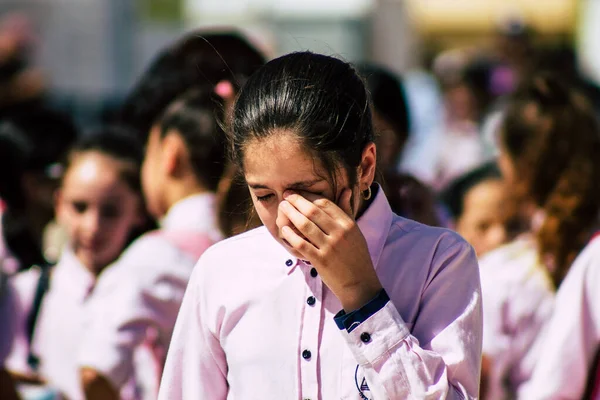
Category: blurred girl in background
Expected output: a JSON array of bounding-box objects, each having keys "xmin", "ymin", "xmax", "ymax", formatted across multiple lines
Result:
[
  {"xmin": 79, "ymin": 89, "xmax": 228, "ymax": 400},
  {"xmin": 6, "ymin": 127, "xmax": 148, "ymax": 400},
  {"xmin": 441, "ymin": 162, "xmax": 524, "ymax": 257},
  {"xmin": 480, "ymin": 74, "xmax": 600, "ymax": 399}
]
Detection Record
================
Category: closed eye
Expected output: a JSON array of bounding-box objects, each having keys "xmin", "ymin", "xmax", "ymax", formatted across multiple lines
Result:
[{"xmin": 256, "ymin": 194, "xmax": 274, "ymax": 202}]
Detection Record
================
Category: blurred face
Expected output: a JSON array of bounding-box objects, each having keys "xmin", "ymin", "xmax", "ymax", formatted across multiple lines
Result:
[
  {"xmin": 142, "ymin": 127, "xmax": 166, "ymax": 219},
  {"xmin": 243, "ymin": 131, "xmax": 368, "ymax": 259},
  {"xmin": 373, "ymin": 111, "xmax": 404, "ymax": 171},
  {"xmin": 56, "ymin": 152, "xmax": 143, "ymax": 273},
  {"xmin": 456, "ymin": 180, "xmax": 508, "ymax": 256},
  {"xmin": 445, "ymin": 84, "xmax": 478, "ymax": 122}
]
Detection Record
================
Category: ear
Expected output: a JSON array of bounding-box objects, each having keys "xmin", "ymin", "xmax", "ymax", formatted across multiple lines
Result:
[
  {"xmin": 357, "ymin": 142, "xmax": 377, "ymax": 191},
  {"xmin": 161, "ymin": 132, "xmax": 186, "ymax": 178}
]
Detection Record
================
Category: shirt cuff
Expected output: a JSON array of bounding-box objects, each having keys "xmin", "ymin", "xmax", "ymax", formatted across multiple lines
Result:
[{"xmin": 334, "ymin": 289, "xmax": 390, "ymax": 332}]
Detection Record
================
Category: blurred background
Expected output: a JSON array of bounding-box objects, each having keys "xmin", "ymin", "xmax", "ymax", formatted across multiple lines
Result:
[{"xmin": 1, "ymin": 0, "xmax": 596, "ymax": 123}]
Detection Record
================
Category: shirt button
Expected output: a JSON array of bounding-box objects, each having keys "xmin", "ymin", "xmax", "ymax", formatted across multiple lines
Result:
[
  {"xmin": 306, "ymin": 296, "xmax": 316, "ymax": 306},
  {"xmin": 285, "ymin": 259, "xmax": 293, "ymax": 267},
  {"xmin": 310, "ymin": 268, "xmax": 318, "ymax": 277},
  {"xmin": 360, "ymin": 332, "xmax": 371, "ymax": 343},
  {"xmin": 302, "ymin": 349, "xmax": 312, "ymax": 360}
]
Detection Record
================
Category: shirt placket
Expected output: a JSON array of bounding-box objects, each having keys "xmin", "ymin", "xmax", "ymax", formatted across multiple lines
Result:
[{"xmin": 298, "ymin": 262, "xmax": 323, "ymax": 400}]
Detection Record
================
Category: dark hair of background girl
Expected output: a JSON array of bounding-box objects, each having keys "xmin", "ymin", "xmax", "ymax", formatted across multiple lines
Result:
[
  {"xmin": 501, "ymin": 74, "xmax": 600, "ymax": 288},
  {"xmin": 357, "ymin": 63, "xmax": 410, "ymax": 147},
  {"xmin": 119, "ymin": 31, "xmax": 265, "ymax": 139},
  {"xmin": 230, "ymin": 51, "xmax": 374, "ymax": 189},
  {"xmin": 158, "ymin": 89, "xmax": 228, "ymax": 192},
  {"xmin": 0, "ymin": 108, "xmax": 78, "ymax": 269}
]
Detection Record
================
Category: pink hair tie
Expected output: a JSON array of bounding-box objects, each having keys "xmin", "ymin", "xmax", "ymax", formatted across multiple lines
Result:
[{"xmin": 215, "ymin": 80, "xmax": 234, "ymax": 99}]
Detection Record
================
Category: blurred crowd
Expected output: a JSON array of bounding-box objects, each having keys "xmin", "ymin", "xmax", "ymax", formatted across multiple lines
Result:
[{"xmin": 1, "ymin": 9, "xmax": 600, "ymax": 400}]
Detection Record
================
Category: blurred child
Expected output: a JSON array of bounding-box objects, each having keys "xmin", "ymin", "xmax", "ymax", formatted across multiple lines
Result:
[
  {"xmin": 480, "ymin": 75, "xmax": 600, "ymax": 399},
  {"xmin": 5, "ymin": 127, "xmax": 148, "ymax": 400},
  {"xmin": 78, "ymin": 89, "xmax": 228, "ymax": 400},
  {"xmin": 441, "ymin": 162, "xmax": 522, "ymax": 257},
  {"xmin": 0, "ymin": 109, "xmax": 78, "ymax": 273}
]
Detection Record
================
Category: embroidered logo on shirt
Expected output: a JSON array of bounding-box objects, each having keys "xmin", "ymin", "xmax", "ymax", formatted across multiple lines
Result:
[
  {"xmin": 354, "ymin": 365, "xmax": 372, "ymax": 399},
  {"xmin": 360, "ymin": 377, "xmax": 370, "ymax": 391}
]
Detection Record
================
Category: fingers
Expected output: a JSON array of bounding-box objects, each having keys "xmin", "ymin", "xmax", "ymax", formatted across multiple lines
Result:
[
  {"xmin": 280, "ymin": 225, "xmax": 318, "ymax": 259},
  {"xmin": 279, "ymin": 200, "xmax": 328, "ymax": 247},
  {"xmin": 282, "ymin": 193, "xmax": 337, "ymax": 233},
  {"xmin": 310, "ymin": 188, "xmax": 354, "ymax": 220}
]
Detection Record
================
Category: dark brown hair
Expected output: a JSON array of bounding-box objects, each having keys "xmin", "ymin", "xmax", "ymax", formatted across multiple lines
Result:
[
  {"xmin": 501, "ymin": 74, "xmax": 600, "ymax": 288},
  {"xmin": 230, "ymin": 52, "xmax": 373, "ymax": 189}
]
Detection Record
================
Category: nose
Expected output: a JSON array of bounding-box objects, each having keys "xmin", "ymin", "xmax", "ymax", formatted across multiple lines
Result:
[{"xmin": 82, "ymin": 209, "xmax": 102, "ymax": 237}]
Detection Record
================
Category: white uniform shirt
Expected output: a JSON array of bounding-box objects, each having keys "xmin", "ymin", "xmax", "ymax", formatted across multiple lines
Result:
[
  {"xmin": 159, "ymin": 188, "xmax": 483, "ymax": 399},
  {"xmin": 479, "ymin": 235, "xmax": 555, "ymax": 400},
  {"xmin": 521, "ymin": 235, "xmax": 600, "ymax": 399},
  {"xmin": 78, "ymin": 193, "xmax": 220, "ymax": 397}
]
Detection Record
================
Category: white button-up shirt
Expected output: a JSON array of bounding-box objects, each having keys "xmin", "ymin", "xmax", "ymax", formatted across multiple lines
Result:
[
  {"xmin": 520, "ymin": 236, "xmax": 600, "ymax": 399},
  {"xmin": 479, "ymin": 236, "xmax": 556, "ymax": 400},
  {"xmin": 159, "ymin": 189, "xmax": 482, "ymax": 399}
]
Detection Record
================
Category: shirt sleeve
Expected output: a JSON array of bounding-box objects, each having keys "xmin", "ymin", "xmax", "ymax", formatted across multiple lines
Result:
[
  {"xmin": 158, "ymin": 256, "xmax": 228, "ymax": 400},
  {"xmin": 77, "ymin": 239, "xmax": 193, "ymax": 390},
  {"xmin": 335, "ymin": 240, "xmax": 482, "ymax": 399},
  {"xmin": 520, "ymin": 240, "xmax": 600, "ymax": 400}
]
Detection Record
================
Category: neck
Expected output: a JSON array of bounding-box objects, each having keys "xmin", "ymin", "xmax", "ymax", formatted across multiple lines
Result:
[{"xmin": 162, "ymin": 178, "xmax": 210, "ymax": 216}]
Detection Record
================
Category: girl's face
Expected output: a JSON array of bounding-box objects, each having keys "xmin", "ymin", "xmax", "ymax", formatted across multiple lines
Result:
[
  {"xmin": 242, "ymin": 131, "xmax": 371, "ymax": 259},
  {"xmin": 456, "ymin": 179, "xmax": 508, "ymax": 256},
  {"xmin": 56, "ymin": 151, "xmax": 143, "ymax": 273}
]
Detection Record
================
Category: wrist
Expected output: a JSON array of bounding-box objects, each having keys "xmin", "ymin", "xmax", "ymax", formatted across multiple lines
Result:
[{"xmin": 339, "ymin": 281, "xmax": 383, "ymax": 312}]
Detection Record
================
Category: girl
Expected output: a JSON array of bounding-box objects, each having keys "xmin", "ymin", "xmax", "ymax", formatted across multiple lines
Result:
[
  {"xmin": 479, "ymin": 75, "xmax": 600, "ymax": 399},
  {"xmin": 5, "ymin": 127, "xmax": 148, "ymax": 400},
  {"xmin": 78, "ymin": 89, "xmax": 228, "ymax": 400},
  {"xmin": 159, "ymin": 51, "xmax": 482, "ymax": 399},
  {"xmin": 441, "ymin": 162, "xmax": 523, "ymax": 257}
]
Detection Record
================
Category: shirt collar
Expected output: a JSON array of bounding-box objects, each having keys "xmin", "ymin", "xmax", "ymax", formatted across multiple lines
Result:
[
  {"xmin": 161, "ymin": 193, "xmax": 219, "ymax": 234},
  {"xmin": 280, "ymin": 184, "xmax": 393, "ymax": 274}
]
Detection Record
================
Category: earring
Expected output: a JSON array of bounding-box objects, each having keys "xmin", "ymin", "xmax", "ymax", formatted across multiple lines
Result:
[{"xmin": 361, "ymin": 186, "xmax": 372, "ymax": 201}]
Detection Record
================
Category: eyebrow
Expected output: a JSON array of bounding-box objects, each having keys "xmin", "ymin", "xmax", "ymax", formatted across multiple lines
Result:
[{"xmin": 248, "ymin": 178, "xmax": 326, "ymax": 190}]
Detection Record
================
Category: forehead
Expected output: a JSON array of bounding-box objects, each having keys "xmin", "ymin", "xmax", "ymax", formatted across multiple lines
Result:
[
  {"xmin": 463, "ymin": 180, "xmax": 505, "ymax": 212},
  {"xmin": 62, "ymin": 152, "xmax": 129, "ymax": 194},
  {"xmin": 243, "ymin": 132, "xmax": 329, "ymax": 187}
]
